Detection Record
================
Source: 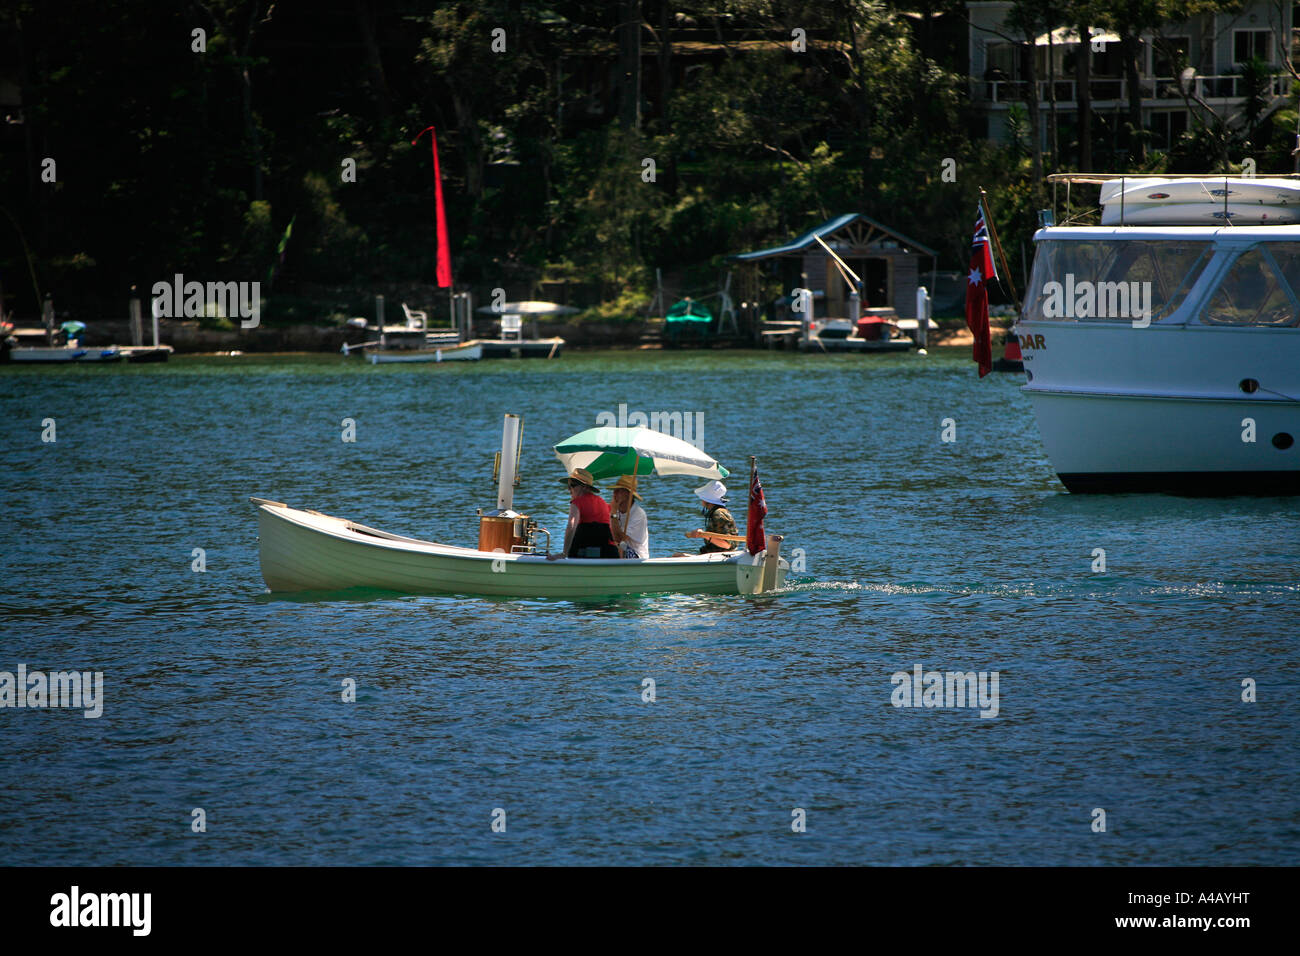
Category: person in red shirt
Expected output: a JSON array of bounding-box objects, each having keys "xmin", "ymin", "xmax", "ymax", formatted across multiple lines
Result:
[{"xmin": 549, "ymin": 467, "xmax": 619, "ymax": 559}]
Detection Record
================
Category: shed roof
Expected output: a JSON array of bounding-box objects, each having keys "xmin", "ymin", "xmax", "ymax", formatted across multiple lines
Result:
[{"xmin": 730, "ymin": 213, "xmax": 937, "ymax": 261}]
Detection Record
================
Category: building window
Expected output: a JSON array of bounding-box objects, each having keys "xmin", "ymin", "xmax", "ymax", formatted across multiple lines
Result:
[
  {"xmin": 1153, "ymin": 36, "xmax": 1190, "ymax": 79},
  {"xmin": 1149, "ymin": 110, "xmax": 1188, "ymax": 149},
  {"xmin": 1234, "ymin": 30, "xmax": 1274, "ymax": 65},
  {"xmin": 986, "ymin": 42, "xmax": 1018, "ymax": 78}
]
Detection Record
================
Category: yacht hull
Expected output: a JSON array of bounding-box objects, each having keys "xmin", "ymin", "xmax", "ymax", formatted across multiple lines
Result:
[{"xmin": 1019, "ymin": 321, "xmax": 1300, "ymax": 494}]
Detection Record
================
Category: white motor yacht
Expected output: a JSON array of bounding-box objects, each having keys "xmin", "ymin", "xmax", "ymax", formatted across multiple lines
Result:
[{"xmin": 1017, "ymin": 174, "xmax": 1300, "ymax": 494}]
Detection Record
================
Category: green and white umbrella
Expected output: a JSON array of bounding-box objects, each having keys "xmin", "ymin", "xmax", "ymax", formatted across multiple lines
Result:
[{"xmin": 553, "ymin": 426, "xmax": 729, "ymax": 481}]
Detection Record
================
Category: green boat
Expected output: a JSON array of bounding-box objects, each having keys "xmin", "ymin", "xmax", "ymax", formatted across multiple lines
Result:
[{"xmin": 663, "ymin": 298, "xmax": 714, "ymax": 347}]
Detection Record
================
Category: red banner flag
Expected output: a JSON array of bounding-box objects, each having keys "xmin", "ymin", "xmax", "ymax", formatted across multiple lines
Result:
[
  {"xmin": 412, "ymin": 126, "xmax": 453, "ymax": 288},
  {"xmin": 746, "ymin": 465, "xmax": 767, "ymax": 555},
  {"xmin": 965, "ymin": 201, "xmax": 996, "ymax": 378}
]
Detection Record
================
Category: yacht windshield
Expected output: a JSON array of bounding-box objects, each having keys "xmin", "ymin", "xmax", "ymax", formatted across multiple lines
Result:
[
  {"xmin": 1201, "ymin": 243, "xmax": 1300, "ymax": 327},
  {"xmin": 1023, "ymin": 239, "xmax": 1212, "ymax": 323}
]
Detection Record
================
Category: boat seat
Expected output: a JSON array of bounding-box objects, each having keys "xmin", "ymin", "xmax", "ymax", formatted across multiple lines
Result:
[{"xmin": 401, "ymin": 303, "xmax": 427, "ymax": 330}]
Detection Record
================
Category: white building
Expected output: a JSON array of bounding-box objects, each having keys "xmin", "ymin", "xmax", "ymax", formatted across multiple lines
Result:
[{"xmin": 967, "ymin": 1, "xmax": 1294, "ymax": 154}]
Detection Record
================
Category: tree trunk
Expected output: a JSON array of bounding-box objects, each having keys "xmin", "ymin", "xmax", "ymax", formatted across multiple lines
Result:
[
  {"xmin": 354, "ymin": 0, "xmax": 393, "ymax": 122},
  {"xmin": 1023, "ymin": 41, "xmax": 1042, "ymax": 185},
  {"xmin": 452, "ymin": 91, "xmax": 483, "ymax": 199},
  {"xmin": 840, "ymin": 2, "xmax": 874, "ymax": 204},
  {"xmin": 1048, "ymin": 31, "xmax": 1057, "ymax": 170},
  {"xmin": 1077, "ymin": 22, "xmax": 1092, "ymax": 170},
  {"xmin": 238, "ymin": 2, "xmax": 266, "ymax": 203},
  {"xmin": 1122, "ymin": 33, "xmax": 1145, "ymax": 164},
  {"xmin": 618, "ymin": 0, "xmax": 641, "ymax": 130},
  {"xmin": 658, "ymin": 0, "xmax": 671, "ymax": 123}
]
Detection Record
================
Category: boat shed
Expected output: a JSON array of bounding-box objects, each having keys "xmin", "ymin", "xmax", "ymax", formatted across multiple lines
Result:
[{"xmin": 729, "ymin": 213, "xmax": 938, "ymax": 320}]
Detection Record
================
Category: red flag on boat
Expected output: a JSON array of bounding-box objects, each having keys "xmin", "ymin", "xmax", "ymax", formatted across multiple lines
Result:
[
  {"xmin": 412, "ymin": 126, "xmax": 453, "ymax": 288},
  {"xmin": 746, "ymin": 465, "xmax": 767, "ymax": 555},
  {"xmin": 965, "ymin": 201, "xmax": 996, "ymax": 378}
]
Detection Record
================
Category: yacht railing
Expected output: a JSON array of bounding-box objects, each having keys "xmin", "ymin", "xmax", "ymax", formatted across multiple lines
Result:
[{"xmin": 1044, "ymin": 172, "xmax": 1300, "ymax": 227}]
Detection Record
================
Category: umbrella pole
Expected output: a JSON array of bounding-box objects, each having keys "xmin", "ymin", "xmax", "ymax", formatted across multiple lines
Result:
[{"xmin": 620, "ymin": 456, "xmax": 640, "ymax": 543}]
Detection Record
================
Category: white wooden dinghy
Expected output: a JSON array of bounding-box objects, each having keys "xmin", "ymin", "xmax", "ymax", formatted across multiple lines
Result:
[
  {"xmin": 366, "ymin": 341, "xmax": 482, "ymax": 363},
  {"xmin": 251, "ymin": 498, "xmax": 787, "ymax": 598}
]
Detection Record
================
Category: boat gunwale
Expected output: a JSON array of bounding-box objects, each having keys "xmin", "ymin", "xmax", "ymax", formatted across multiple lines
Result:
[{"xmin": 254, "ymin": 500, "xmax": 747, "ymax": 566}]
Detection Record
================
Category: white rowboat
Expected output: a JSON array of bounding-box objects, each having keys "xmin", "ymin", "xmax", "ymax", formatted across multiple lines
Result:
[
  {"xmin": 366, "ymin": 342, "xmax": 482, "ymax": 363},
  {"xmin": 251, "ymin": 498, "xmax": 788, "ymax": 598}
]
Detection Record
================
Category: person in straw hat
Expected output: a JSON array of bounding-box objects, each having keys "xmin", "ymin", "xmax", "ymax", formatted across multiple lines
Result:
[
  {"xmin": 686, "ymin": 479, "xmax": 738, "ymax": 553},
  {"xmin": 609, "ymin": 475, "xmax": 650, "ymax": 559},
  {"xmin": 548, "ymin": 467, "xmax": 619, "ymax": 560}
]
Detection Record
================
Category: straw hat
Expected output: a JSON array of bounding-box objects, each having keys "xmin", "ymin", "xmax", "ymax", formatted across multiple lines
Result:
[
  {"xmin": 694, "ymin": 480, "xmax": 728, "ymax": 505},
  {"xmin": 560, "ymin": 467, "xmax": 599, "ymax": 490},
  {"xmin": 611, "ymin": 475, "xmax": 643, "ymax": 501}
]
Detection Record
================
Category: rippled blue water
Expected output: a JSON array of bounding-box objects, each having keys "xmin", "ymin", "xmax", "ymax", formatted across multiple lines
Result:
[{"xmin": 1, "ymin": 349, "xmax": 1297, "ymax": 865}]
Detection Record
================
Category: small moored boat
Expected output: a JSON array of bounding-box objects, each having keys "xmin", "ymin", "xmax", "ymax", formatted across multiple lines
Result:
[{"xmin": 366, "ymin": 341, "xmax": 482, "ymax": 363}]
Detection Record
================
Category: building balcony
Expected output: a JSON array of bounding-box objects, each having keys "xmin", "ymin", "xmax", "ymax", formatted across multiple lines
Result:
[{"xmin": 973, "ymin": 72, "xmax": 1292, "ymax": 108}]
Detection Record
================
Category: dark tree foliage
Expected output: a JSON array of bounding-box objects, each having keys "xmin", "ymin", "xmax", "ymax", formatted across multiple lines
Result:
[{"xmin": 0, "ymin": 0, "xmax": 1272, "ymax": 323}]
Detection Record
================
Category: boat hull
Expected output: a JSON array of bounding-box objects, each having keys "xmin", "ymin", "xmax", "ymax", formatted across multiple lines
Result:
[
  {"xmin": 798, "ymin": 336, "xmax": 913, "ymax": 352},
  {"xmin": 7, "ymin": 346, "xmax": 123, "ymax": 362},
  {"xmin": 464, "ymin": 338, "xmax": 565, "ymax": 358},
  {"xmin": 120, "ymin": 345, "xmax": 173, "ymax": 363},
  {"xmin": 367, "ymin": 343, "xmax": 482, "ymax": 363},
  {"xmin": 254, "ymin": 500, "xmax": 787, "ymax": 597},
  {"xmin": 1028, "ymin": 390, "xmax": 1300, "ymax": 494},
  {"xmin": 1019, "ymin": 321, "xmax": 1300, "ymax": 494}
]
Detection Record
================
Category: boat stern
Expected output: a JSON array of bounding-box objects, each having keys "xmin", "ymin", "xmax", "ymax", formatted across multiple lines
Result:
[{"xmin": 732, "ymin": 549, "xmax": 790, "ymax": 594}]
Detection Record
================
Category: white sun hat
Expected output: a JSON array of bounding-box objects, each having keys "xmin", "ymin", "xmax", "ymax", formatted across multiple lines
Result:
[{"xmin": 694, "ymin": 480, "xmax": 728, "ymax": 505}]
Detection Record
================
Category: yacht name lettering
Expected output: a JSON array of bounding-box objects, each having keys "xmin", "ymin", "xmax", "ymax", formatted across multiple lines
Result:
[
  {"xmin": 1040, "ymin": 273, "xmax": 1152, "ymax": 327},
  {"xmin": 1020, "ymin": 334, "xmax": 1046, "ymax": 350},
  {"xmin": 0, "ymin": 664, "xmax": 103, "ymax": 718}
]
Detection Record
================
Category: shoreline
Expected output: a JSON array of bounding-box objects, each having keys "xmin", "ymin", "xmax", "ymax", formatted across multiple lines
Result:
[{"xmin": 34, "ymin": 316, "xmax": 1006, "ymax": 354}]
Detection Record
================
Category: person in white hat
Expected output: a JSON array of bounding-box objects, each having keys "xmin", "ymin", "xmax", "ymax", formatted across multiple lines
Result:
[
  {"xmin": 686, "ymin": 480, "xmax": 738, "ymax": 553},
  {"xmin": 609, "ymin": 475, "xmax": 649, "ymax": 559}
]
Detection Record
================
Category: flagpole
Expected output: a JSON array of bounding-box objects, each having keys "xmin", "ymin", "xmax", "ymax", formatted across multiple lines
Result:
[
  {"xmin": 979, "ymin": 188, "xmax": 1018, "ymax": 306},
  {"xmin": 747, "ymin": 455, "xmax": 757, "ymax": 550}
]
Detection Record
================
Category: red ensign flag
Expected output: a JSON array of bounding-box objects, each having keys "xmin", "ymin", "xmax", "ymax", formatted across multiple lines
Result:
[
  {"xmin": 965, "ymin": 202, "xmax": 996, "ymax": 378},
  {"xmin": 413, "ymin": 126, "xmax": 453, "ymax": 288},
  {"xmin": 746, "ymin": 465, "xmax": 767, "ymax": 555}
]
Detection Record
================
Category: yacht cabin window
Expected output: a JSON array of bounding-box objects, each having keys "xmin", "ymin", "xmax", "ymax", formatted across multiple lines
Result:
[
  {"xmin": 1201, "ymin": 243, "xmax": 1300, "ymax": 327},
  {"xmin": 1023, "ymin": 239, "xmax": 1212, "ymax": 323}
]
